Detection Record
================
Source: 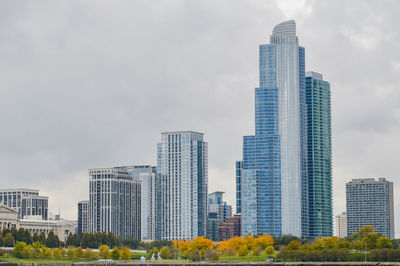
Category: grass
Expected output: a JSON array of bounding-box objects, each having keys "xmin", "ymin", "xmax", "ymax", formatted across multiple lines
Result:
[{"xmin": 0, "ymin": 254, "xmax": 97, "ymax": 264}]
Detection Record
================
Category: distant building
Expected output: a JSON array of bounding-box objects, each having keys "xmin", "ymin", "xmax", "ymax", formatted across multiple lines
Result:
[
  {"xmin": 235, "ymin": 161, "xmax": 243, "ymax": 214},
  {"xmin": 306, "ymin": 71, "xmax": 332, "ymax": 238},
  {"xmin": 335, "ymin": 212, "xmax": 347, "ymax": 238},
  {"xmin": 218, "ymin": 214, "xmax": 241, "ymax": 241},
  {"xmin": 207, "ymin": 191, "xmax": 232, "ymax": 241},
  {"xmin": 88, "ymin": 167, "xmax": 141, "ymax": 239},
  {"xmin": 158, "ymin": 131, "xmax": 208, "ymax": 240},
  {"xmin": 0, "ymin": 205, "xmax": 74, "ymax": 242},
  {"xmin": 77, "ymin": 200, "xmax": 88, "ymax": 235},
  {"xmin": 119, "ymin": 165, "xmax": 160, "ymax": 241},
  {"xmin": 0, "ymin": 189, "xmax": 48, "ymax": 220},
  {"xmin": 346, "ymin": 178, "xmax": 394, "ymax": 239}
]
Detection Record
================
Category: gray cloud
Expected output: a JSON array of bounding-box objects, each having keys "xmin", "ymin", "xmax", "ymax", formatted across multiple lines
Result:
[{"xmin": 0, "ymin": 0, "xmax": 399, "ymax": 236}]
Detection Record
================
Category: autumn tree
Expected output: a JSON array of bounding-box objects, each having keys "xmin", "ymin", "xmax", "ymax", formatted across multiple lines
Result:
[
  {"xmin": 111, "ymin": 247, "xmax": 120, "ymax": 260},
  {"xmin": 377, "ymin": 236, "xmax": 393, "ymax": 249},
  {"xmin": 99, "ymin": 244, "xmax": 111, "ymax": 259},
  {"xmin": 120, "ymin": 247, "xmax": 131, "ymax": 260},
  {"xmin": 287, "ymin": 240, "xmax": 301, "ymax": 250}
]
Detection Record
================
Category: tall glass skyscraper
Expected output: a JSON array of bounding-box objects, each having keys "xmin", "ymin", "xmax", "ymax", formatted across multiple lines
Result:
[
  {"xmin": 241, "ymin": 20, "xmax": 308, "ymax": 237},
  {"xmin": 306, "ymin": 72, "xmax": 332, "ymax": 238},
  {"xmin": 158, "ymin": 131, "xmax": 208, "ymax": 240}
]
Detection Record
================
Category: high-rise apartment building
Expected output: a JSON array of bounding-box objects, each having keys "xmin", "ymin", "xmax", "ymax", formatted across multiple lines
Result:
[
  {"xmin": 240, "ymin": 20, "xmax": 307, "ymax": 237},
  {"xmin": 218, "ymin": 214, "xmax": 242, "ymax": 241},
  {"xmin": 335, "ymin": 212, "xmax": 347, "ymax": 238},
  {"xmin": 0, "ymin": 189, "xmax": 48, "ymax": 220},
  {"xmin": 207, "ymin": 191, "xmax": 232, "ymax": 241},
  {"xmin": 158, "ymin": 131, "xmax": 208, "ymax": 240},
  {"xmin": 346, "ymin": 178, "xmax": 394, "ymax": 239},
  {"xmin": 306, "ymin": 71, "xmax": 332, "ymax": 238},
  {"xmin": 120, "ymin": 165, "xmax": 160, "ymax": 241},
  {"xmin": 77, "ymin": 200, "xmax": 88, "ymax": 235},
  {"xmin": 88, "ymin": 168, "xmax": 141, "ymax": 239},
  {"xmin": 235, "ymin": 161, "xmax": 243, "ymax": 214}
]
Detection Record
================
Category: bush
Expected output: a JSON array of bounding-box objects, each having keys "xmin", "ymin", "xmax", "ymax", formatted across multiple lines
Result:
[
  {"xmin": 111, "ymin": 247, "xmax": 120, "ymax": 260},
  {"xmin": 99, "ymin": 244, "xmax": 110, "ymax": 259},
  {"xmin": 265, "ymin": 246, "xmax": 274, "ymax": 256},
  {"xmin": 13, "ymin": 241, "xmax": 27, "ymax": 258},
  {"xmin": 53, "ymin": 248, "xmax": 63, "ymax": 259},
  {"xmin": 120, "ymin": 247, "xmax": 131, "ymax": 260},
  {"xmin": 22, "ymin": 245, "xmax": 33, "ymax": 258},
  {"xmin": 223, "ymin": 248, "xmax": 236, "ymax": 256},
  {"xmin": 75, "ymin": 247, "xmax": 83, "ymax": 258},
  {"xmin": 159, "ymin": 246, "xmax": 172, "ymax": 259}
]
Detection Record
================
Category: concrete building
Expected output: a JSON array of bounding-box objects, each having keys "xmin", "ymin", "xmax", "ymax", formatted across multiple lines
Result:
[
  {"xmin": 207, "ymin": 191, "xmax": 232, "ymax": 241},
  {"xmin": 335, "ymin": 212, "xmax": 347, "ymax": 238},
  {"xmin": 0, "ymin": 189, "xmax": 48, "ymax": 220},
  {"xmin": 88, "ymin": 167, "xmax": 141, "ymax": 239},
  {"xmin": 158, "ymin": 131, "xmax": 208, "ymax": 240},
  {"xmin": 77, "ymin": 200, "xmax": 88, "ymax": 235},
  {"xmin": 118, "ymin": 165, "xmax": 160, "ymax": 241},
  {"xmin": 0, "ymin": 205, "xmax": 74, "ymax": 242},
  {"xmin": 346, "ymin": 178, "xmax": 394, "ymax": 239},
  {"xmin": 218, "ymin": 214, "xmax": 241, "ymax": 241}
]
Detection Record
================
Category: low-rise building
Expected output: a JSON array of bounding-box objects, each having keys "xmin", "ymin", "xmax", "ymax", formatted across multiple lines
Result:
[{"xmin": 0, "ymin": 205, "xmax": 74, "ymax": 242}]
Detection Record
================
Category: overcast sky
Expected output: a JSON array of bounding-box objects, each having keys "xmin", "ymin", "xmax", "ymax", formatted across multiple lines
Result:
[{"xmin": 1, "ymin": 0, "xmax": 399, "ymax": 236}]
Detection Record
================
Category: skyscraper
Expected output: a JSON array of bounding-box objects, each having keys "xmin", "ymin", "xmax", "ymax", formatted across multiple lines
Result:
[
  {"xmin": 240, "ymin": 20, "xmax": 307, "ymax": 237},
  {"xmin": 306, "ymin": 71, "xmax": 332, "ymax": 238},
  {"xmin": 235, "ymin": 161, "xmax": 243, "ymax": 214},
  {"xmin": 335, "ymin": 212, "xmax": 347, "ymax": 238},
  {"xmin": 88, "ymin": 167, "xmax": 141, "ymax": 239},
  {"xmin": 207, "ymin": 191, "xmax": 232, "ymax": 241},
  {"xmin": 119, "ymin": 165, "xmax": 160, "ymax": 241},
  {"xmin": 346, "ymin": 178, "xmax": 394, "ymax": 239},
  {"xmin": 77, "ymin": 200, "xmax": 88, "ymax": 235},
  {"xmin": 158, "ymin": 131, "xmax": 208, "ymax": 240}
]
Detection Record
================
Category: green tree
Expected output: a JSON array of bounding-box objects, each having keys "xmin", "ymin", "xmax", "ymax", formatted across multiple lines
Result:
[
  {"xmin": 46, "ymin": 231, "xmax": 60, "ymax": 248},
  {"xmin": 23, "ymin": 229, "xmax": 32, "ymax": 245},
  {"xmin": 287, "ymin": 240, "xmax": 301, "ymax": 250},
  {"xmin": 3, "ymin": 233, "xmax": 15, "ymax": 247},
  {"xmin": 362, "ymin": 233, "xmax": 379, "ymax": 249},
  {"xmin": 53, "ymin": 248, "xmax": 62, "ymax": 258},
  {"xmin": 75, "ymin": 247, "xmax": 83, "ymax": 258},
  {"xmin": 160, "ymin": 246, "xmax": 171, "ymax": 259},
  {"xmin": 99, "ymin": 244, "xmax": 110, "ymax": 259},
  {"xmin": 38, "ymin": 232, "xmax": 46, "ymax": 245},
  {"xmin": 0, "ymin": 235, "xmax": 3, "ymax": 246},
  {"xmin": 32, "ymin": 232, "xmax": 39, "ymax": 243},
  {"xmin": 120, "ymin": 247, "xmax": 131, "ymax": 260},
  {"xmin": 13, "ymin": 241, "xmax": 27, "ymax": 258},
  {"xmin": 265, "ymin": 246, "xmax": 274, "ymax": 256},
  {"xmin": 122, "ymin": 237, "xmax": 140, "ymax": 249},
  {"xmin": 111, "ymin": 247, "xmax": 120, "ymax": 260},
  {"xmin": 22, "ymin": 245, "xmax": 33, "ymax": 258},
  {"xmin": 377, "ymin": 236, "xmax": 393, "ymax": 249}
]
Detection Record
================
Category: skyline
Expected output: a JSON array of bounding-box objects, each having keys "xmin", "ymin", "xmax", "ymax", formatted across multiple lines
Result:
[{"xmin": 0, "ymin": 1, "xmax": 400, "ymax": 237}]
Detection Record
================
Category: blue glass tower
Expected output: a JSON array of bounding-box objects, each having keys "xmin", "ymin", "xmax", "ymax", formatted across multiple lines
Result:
[{"xmin": 241, "ymin": 20, "xmax": 308, "ymax": 237}]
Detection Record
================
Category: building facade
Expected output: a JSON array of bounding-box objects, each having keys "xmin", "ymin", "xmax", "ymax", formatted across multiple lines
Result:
[
  {"xmin": 88, "ymin": 168, "xmax": 141, "ymax": 239},
  {"xmin": 346, "ymin": 178, "xmax": 394, "ymax": 239},
  {"xmin": 306, "ymin": 71, "xmax": 332, "ymax": 238},
  {"xmin": 0, "ymin": 205, "xmax": 74, "ymax": 242},
  {"xmin": 207, "ymin": 191, "xmax": 232, "ymax": 241},
  {"xmin": 121, "ymin": 165, "xmax": 160, "ymax": 241},
  {"xmin": 0, "ymin": 189, "xmax": 48, "ymax": 220},
  {"xmin": 335, "ymin": 212, "xmax": 347, "ymax": 238},
  {"xmin": 77, "ymin": 200, "xmax": 88, "ymax": 235},
  {"xmin": 240, "ymin": 20, "xmax": 307, "ymax": 237},
  {"xmin": 158, "ymin": 131, "xmax": 208, "ymax": 240},
  {"xmin": 235, "ymin": 161, "xmax": 243, "ymax": 214},
  {"xmin": 218, "ymin": 214, "xmax": 242, "ymax": 241}
]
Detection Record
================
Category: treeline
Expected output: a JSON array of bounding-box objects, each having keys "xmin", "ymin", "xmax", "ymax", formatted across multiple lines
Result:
[
  {"xmin": 277, "ymin": 226, "xmax": 398, "ymax": 262},
  {"xmin": 0, "ymin": 228, "xmax": 60, "ymax": 248}
]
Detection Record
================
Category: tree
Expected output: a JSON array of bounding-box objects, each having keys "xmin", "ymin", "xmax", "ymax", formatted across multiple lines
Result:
[
  {"xmin": 160, "ymin": 246, "xmax": 171, "ymax": 259},
  {"xmin": 362, "ymin": 233, "xmax": 379, "ymax": 250},
  {"xmin": 189, "ymin": 237, "xmax": 214, "ymax": 259},
  {"xmin": 22, "ymin": 245, "xmax": 33, "ymax": 258},
  {"xmin": 122, "ymin": 238, "xmax": 140, "ymax": 249},
  {"xmin": 53, "ymin": 248, "xmax": 63, "ymax": 258},
  {"xmin": 66, "ymin": 246, "xmax": 75, "ymax": 258},
  {"xmin": 252, "ymin": 234, "xmax": 274, "ymax": 251},
  {"xmin": 46, "ymin": 231, "xmax": 60, "ymax": 248},
  {"xmin": 205, "ymin": 249, "xmax": 219, "ymax": 261},
  {"xmin": 84, "ymin": 247, "xmax": 94, "ymax": 258},
  {"xmin": 111, "ymin": 247, "xmax": 120, "ymax": 260},
  {"xmin": 99, "ymin": 244, "xmax": 110, "ymax": 259},
  {"xmin": 238, "ymin": 245, "xmax": 249, "ymax": 257},
  {"xmin": 287, "ymin": 240, "xmax": 301, "ymax": 250},
  {"xmin": 13, "ymin": 241, "xmax": 27, "ymax": 258},
  {"xmin": 31, "ymin": 241, "xmax": 42, "ymax": 257},
  {"xmin": 75, "ymin": 247, "xmax": 83, "ymax": 258},
  {"xmin": 265, "ymin": 246, "xmax": 274, "ymax": 256},
  {"xmin": 42, "ymin": 246, "xmax": 53, "ymax": 259},
  {"xmin": 120, "ymin": 247, "xmax": 131, "ymax": 260},
  {"xmin": 23, "ymin": 229, "xmax": 32, "ymax": 245},
  {"xmin": 32, "ymin": 232, "xmax": 39, "ymax": 243},
  {"xmin": 38, "ymin": 232, "xmax": 46, "ymax": 245},
  {"xmin": 3, "ymin": 233, "xmax": 15, "ymax": 247},
  {"xmin": 377, "ymin": 236, "xmax": 393, "ymax": 249}
]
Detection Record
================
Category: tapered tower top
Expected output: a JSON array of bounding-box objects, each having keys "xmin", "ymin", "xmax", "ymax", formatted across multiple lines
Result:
[{"xmin": 272, "ymin": 20, "xmax": 296, "ymax": 36}]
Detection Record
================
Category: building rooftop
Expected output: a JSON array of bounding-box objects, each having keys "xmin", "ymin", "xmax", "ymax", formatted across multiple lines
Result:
[
  {"xmin": 272, "ymin": 20, "xmax": 296, "ymax": 36},
  {"xmin": 161, "ymin": 130, "xmax": 204, "ymax": 135},
  {"xmin": 306, "ymin": 71, "xmax": 323, "ymax": 80}
]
